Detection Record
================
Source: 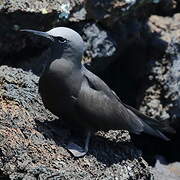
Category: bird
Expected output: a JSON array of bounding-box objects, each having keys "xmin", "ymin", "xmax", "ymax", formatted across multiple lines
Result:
[{"xmin": 21, "ymin": 27, "xmax": 175, "ymax": 157}]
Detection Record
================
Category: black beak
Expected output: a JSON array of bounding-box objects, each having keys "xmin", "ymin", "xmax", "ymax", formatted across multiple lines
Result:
[{"xmin": 20, "ymin": 29, "xmax": 54, "ymax": 41}]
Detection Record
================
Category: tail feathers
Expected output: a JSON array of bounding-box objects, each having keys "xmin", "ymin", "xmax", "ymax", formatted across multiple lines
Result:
[
  {"xmin": 123, "ymin": 103, "xmax": 176, "ymax": 141},
  {"xmin": 141, "ymin": 120, "xmax": 170, "ymax": 141}
]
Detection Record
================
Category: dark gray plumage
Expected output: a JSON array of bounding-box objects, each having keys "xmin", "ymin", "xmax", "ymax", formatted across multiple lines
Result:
[{"xmin": 21, "ymin": 27, "xmax": 174, "ymax": 157}]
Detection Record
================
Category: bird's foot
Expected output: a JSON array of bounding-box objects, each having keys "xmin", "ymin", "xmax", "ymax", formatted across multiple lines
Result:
[
  {"xmin": 67, "ymin": 142, "xmax": 87, "ymax": 157},
  {"xmin": 66, "ymin": 131, "xmax": 91, "ymax": 158}
]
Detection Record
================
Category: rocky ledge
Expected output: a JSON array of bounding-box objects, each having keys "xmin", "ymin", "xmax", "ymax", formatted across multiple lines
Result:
[
  {"xmin": 0, "ymin": 0, "xmax": 180, "ymax": 179},
  {"xmin": 0, "ymin": 66, "xmax": 151, "ymax": 179}
]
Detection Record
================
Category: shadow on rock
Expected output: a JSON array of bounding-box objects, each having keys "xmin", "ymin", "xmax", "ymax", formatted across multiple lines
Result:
[
  {"xmin": 131, "ymin": 130, "xmax": 180, "ymax": 166},
  {"xmin": 36, "ymin": 118, "xmax": 141, "ymax": 166}
]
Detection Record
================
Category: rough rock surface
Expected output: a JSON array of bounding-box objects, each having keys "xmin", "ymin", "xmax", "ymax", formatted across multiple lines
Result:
[
  {"xmin": 82, "ymin": 23, "xmax": 117, "ymax": 72},
  {"xmin": 85, "ymin": 0, "xmax": 179, "ymax": 27},
  {"xmin": 0, "ymin": 0, "xmax": 84, "ymax": 13},
  {"xmin": 0, "ymin": 0, "xmax": 180, "ymax": 179},
  {"xmin": 137, "ymin": 13, "xmax": 180, "ymax": 179},
  {"xmin": 0, "ymin": 1, "xmax": 77, "ymax": 64},
  {"xmin": 152, "ymin": 155, "xmax": 180, "ymax": 180},
  {"xmin": 0, "ymin": 66, "xmax": 152, "ymax": 179},
  {"xmin": 148, "ymin": 14, "xmax": 180, "ymax": 43},
  {"xmin": 1, "ymin": 0, "xmax": 175, "ymax": 66},
  {"xmin": 139, "ymin": 13, "xmax": 180, "ymax": 131}
]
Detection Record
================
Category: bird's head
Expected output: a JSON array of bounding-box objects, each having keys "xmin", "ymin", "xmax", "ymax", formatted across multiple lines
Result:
[{"xmin": 21, "ymin": 27, "xmax": 84, "ymax": 66}]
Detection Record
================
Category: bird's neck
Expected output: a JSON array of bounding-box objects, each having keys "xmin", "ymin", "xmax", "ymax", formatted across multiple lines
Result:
[
  {"xmin": 61, "ymin": 52, "xmax": 82, "ymax": 69},
  {"xmin": 51, "ymin": 45, "xmax": 82, "ymax": 69}
]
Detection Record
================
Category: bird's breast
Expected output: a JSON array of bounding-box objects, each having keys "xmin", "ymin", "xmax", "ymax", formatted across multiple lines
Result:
[{"xmin": 39, "ymin": 59, "xmax": 82, "ymax": 116}]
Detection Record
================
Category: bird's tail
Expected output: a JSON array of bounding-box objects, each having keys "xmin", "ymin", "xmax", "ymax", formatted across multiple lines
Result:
[{"xmin": 124, "ymin": 104, "xmax": 176, "ymax": 141}]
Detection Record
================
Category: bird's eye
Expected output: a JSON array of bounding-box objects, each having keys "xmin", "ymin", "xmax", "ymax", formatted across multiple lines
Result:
[{"xmin": 56, "ymin": 36, "xmax": 67, "ymax": 43}]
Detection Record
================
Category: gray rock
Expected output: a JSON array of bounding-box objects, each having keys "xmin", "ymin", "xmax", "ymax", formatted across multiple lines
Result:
[
  {"xmin": 0, "ymin": 0, "xmax": 84, "ymax": 65},
  {"xmin": 138, "ymin": 13, "xmax": 180, "ymax": 167},
  {"xmin": 85, "ymin": 0, "xmax": 178, "ymax": 28},
  {"xmin": 139, "ymin": 14, "xmax": 180, "ymax": 122},
  {"xmin": 0, "ymin": 65, "xmax": 153, "ymax": 179},
  {"xmin": 152, "ymin": 155, "xmax": 180, "ymax": 180},
  {"xmin": 82, "ymin": 23, "xmax": 117, "ymax": 71},
  {"xmin": 83, "ymin": 23, "xmax": 116, "ymax": 58},
  {"xmin": 165, "ymin": 39, "xmax": 180, "ymax": 123}
]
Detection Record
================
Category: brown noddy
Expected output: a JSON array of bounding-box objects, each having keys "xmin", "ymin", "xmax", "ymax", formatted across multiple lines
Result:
[{"xmin": 21, "ymin": 27, "xmax": 175, "ymax": 157}]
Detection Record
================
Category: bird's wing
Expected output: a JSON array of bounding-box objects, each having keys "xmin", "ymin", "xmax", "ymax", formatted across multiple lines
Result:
[
  {"xmin": 75, "ymin": 66, "xmax": 173, "ymax": 141},
  {"xmin": 123, "ymin": 103, "xmax": 176, "ymax": 134},
  {"xmin": 81, "ymin": 66, "xmax": 120, "ymax": 101},
  {"xmin": 73, "ymin": 66, "xmax": 144, "ymax": 132}
]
